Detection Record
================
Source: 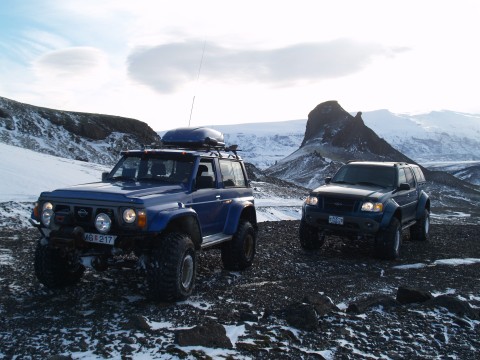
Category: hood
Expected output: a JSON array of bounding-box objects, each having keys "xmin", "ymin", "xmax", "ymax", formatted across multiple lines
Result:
[
  {"xmin": 311, "ymin": 184, "xmax": 390, "ymax": 199},
  {"xmin": 42, "ymin": 181, "xmax": 186, "ymax": 202}
]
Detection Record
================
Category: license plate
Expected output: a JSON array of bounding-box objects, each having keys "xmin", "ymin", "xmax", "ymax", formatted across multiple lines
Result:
[
  {"xmin": 329, "ymin": 215, "xmax": 344, "ymax": 225},
  {"xmin": 84, "ymin": 232, "xmax": 117, "ymax": 245}
]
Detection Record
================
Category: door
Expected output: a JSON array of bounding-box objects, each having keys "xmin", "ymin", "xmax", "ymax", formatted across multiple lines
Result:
[
  {"xmin": 190, "ymin": 159, "xmax": 228, "ymax": 236},
  {"xmin": 393, "ymin": 167, "xmax": 417, "ymax": 223}
]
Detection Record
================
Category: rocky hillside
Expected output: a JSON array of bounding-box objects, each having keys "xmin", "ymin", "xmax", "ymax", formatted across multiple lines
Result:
[
  {"xmin": 0, "ymin": 96, "xmax": 160, "ymax": 165},
  {"xmin": 266, "ymin": 101, "xmax": 415, "ymax": 188}
]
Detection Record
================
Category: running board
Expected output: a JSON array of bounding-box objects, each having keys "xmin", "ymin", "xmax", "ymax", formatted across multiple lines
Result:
[
  {"xmin": 402, "ymin": 220, "xmax": 416, "ymax": 231},
  {"xmin": 201, "ymin": 233, "xmax": 232, "ymax": 249}
]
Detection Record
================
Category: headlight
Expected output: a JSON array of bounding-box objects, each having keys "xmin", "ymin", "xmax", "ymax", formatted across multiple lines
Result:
[
  {"xmin": 361, "ymin": 202, "xmax": 383, "ymax": 212},
  {"xmin": 41, "ymin": 202, "xmax": 54, "ymax": 227},
  {"xmin": 95, "ymin": 213, "xmax": 112, "ymax": 233},
  {"xmin": 305, "ymin": 195, "xmax": 318, "ymax": 206},
  {"xmin": 123, "ymin": 208, "xmax": 136, "ymax": 224}
]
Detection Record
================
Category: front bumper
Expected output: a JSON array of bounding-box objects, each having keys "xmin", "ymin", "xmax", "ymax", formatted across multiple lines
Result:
[
  {"xmin": 30, "ymin": 219, "xmax": 154, "ymax": 250},
  {"xmin": 303, "ymin": 206, "xmax": 383, "ymax": 236}
]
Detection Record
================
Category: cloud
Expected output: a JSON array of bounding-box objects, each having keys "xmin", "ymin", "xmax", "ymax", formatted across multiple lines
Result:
[
  {"xmin": 34, "ymin": 47, "xmax": 108, "ymax": 78},
  {"xmin": 127, "ymin": 39, "xmax": 404, "ymax": 93}
]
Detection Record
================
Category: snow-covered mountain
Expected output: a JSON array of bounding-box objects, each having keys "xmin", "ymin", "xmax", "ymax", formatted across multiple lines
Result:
[
  {"xmin": 208, "ymin": 120, "xmax": 306, "ymax": 169},
  {"xmin": 0, "ymin": 96, "xmax": 160, "ymax": 165},
  {"xmin": 194, "ymin": 108, "xmax": 480, "ymax": 172},
  {"xmin": 363, "ymin": 109, "xmax": 480, "ymax": 162}
]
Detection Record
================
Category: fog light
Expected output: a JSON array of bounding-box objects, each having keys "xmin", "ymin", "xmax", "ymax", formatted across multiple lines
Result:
[{"xmin": 95, "ymin": 213, "xmax": 112, "ymax": 233}]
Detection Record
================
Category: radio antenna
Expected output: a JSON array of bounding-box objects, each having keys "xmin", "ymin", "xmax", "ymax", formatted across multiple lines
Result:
[{"xmin": 189, "ymin": 40, "xmax": 206, "ymax": 127}]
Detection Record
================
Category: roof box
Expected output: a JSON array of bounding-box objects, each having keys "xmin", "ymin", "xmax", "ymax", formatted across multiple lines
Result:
[{"xmin": 162, "ymin": 127, "xmax": 225, "ymax": 148}]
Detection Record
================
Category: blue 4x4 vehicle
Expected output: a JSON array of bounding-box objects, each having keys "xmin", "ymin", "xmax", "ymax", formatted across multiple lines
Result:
[
  {"xmin": 31, "ymin": 127, "xmax": 257, "ymax": 301},
  {"xmin": 300, "ymin": 161, "xmax": 430, "ymax": 260}
]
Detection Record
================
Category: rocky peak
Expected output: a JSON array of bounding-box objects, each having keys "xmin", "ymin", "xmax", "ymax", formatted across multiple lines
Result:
[
  {"xmin": 301, "ymin": 100, "xmax": 349, "ymax": 146},
  {"xmin": 301, "ymin": 100, "xmax": 412, "ymax": 162}
]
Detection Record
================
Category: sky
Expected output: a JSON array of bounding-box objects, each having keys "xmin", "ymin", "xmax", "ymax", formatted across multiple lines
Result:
[{"xmin": 1, "ymin": 0, "xmax": 480, "ymax": 131}]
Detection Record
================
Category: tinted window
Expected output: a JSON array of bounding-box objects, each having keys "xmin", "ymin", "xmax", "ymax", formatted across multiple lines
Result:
[
  {"xmin": 404, "ymin": 167, "xmax": 416, "ymax": 188},
  {"xmin": 196, "ymin": 160, "xmax": 216, "ymax": 189},
  {"xmin": 332, "ymin": 165, "xmax": 395, "ymax": 188},
  {"xmin": 219, "ymin": 160, "xmax": 246, "ymax": 187},
  {"xmin": 109, "ymin": 154, "xmax": 194, "ymax": 185},
  {"xmin": 412, "ymin": 166, "xmax": 425, "ymax": 183},
  {"xmin": 397, "ymin": 168, "xmax": 406, "ymax": 186}
]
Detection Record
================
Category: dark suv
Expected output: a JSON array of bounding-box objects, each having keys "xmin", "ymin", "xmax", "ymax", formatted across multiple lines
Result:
[
  {"xmin": 300, "ymin": 161, "xmax": 430, "ymax": 259},
  {"xmin": 30, "ymin": 127, "xmax": 257, "ymax": 301}
]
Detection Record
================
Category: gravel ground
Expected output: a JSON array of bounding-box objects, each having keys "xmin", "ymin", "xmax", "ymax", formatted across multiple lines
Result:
[{"xmin": 1, "ymin": 222, "xmax": 479, "ymax": 359}]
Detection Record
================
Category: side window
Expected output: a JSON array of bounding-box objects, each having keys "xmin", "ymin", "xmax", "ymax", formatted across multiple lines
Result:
[
  {"xmin": 397, "ymin": 168, "xmax": 406, "ymax": 186},
  {"xmin": 412, "ymin": 166, "xmax": 425, "ymax": 183},
  {"xmin": 404, "ymin": 167, "xmax": 416, "ymax": 188},
  {"xmin": 196, "ymin": 160, "xmax": 216, "ymax": 189},
  {"xmin": 219, "ymin": 160, "xmax": 247, "ymax": 188}
]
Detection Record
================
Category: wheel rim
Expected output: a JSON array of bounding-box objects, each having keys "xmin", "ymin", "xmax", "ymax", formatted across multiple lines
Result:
[
  {"xmin": 243, "ymin": 233, "xmax": 254, "ymax": 260},
  {"xmin": 424, "ymin": 215, "xmax": 430, "ymax": 235},
  {"xmin": 181, "ymin": 254, "xmax": 194, "ymax": 289},
  {"xmin": 394, "ymin": 229, "xmax": 400, "ymax": 253}
]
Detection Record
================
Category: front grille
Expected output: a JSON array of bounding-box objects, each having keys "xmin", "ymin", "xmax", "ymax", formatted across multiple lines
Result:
[
  {"xmin": 323, "ymin": 197, "xmax": 357, "ymax": 212},
  {"xmin": 74, "ymin": 206, "xmax": 93, "ymax": 223}
]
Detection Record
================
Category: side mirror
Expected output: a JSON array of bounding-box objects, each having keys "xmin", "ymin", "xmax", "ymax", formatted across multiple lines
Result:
[
  {"xmin": 102, "ymin": 172, "xmax": 110, "ymax": 181},
  {"xmin": 325, "ymin": 177, "xmax": 332, "ymax": 184},
  {"xmin": 398, "ymin": 183, "xmax": 410, "ymax": 191}
]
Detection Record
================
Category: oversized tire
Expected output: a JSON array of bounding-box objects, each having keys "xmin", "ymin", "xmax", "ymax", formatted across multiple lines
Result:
[
  {"xmin": 221, "ymin": 221, "xmax": 256, "ymax": 271},
  {"xmin": 375, "ymin": 218, "xmax": 401, "ymax": 260},
  {"xmin": 146, "ymin": 232, "xmax": 196, "ymax": 302},
  {"xmin": 299, "ymin": 220, "xmax": 325, "ymax": 250},
  {"xmin": 410, "ymin": 209, "xmax": 430, "ymax": 242},
  {"xmin": 34, "ymin": 239, "xmax": 85, "ymax": 288}
]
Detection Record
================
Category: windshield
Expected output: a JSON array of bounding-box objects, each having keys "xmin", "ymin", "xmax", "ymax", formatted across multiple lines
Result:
[
  {"xmin": 107, "ymin": 154, "xmax": 194, "ymax": 185},
  {"xmin": 332, "ymin": 165, "xmax": 395, "ymax": 189}
]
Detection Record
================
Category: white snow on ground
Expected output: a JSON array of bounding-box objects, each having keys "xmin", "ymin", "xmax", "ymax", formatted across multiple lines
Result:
[
  {"xmin": 255, "ymin": 198, "xmax": 303, "ymax": 222},
  {"xmin": 434, "ymin": 258, "xmax": 480, "ymax": 266},
  {"xmin": 393, "ymin": 258, "xmax": 480, "ymax": 270},
  {"xmin": 0, "ymin": 143, "xmax": 110, "ymax": 228},
  {"xmin": 0, "ymin": 142, "xmax": 109, "ymax": 202}
]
